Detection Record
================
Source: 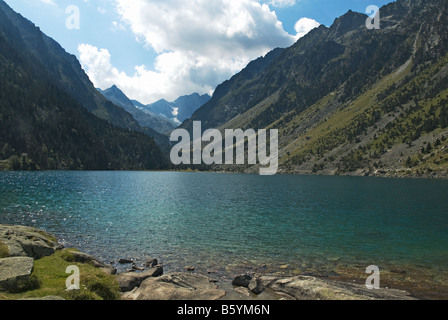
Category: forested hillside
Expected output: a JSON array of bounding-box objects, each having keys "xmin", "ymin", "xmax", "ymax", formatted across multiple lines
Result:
[
  {"xmin": 0, "ymin": 1, "xmax": 168, "ymax": 170},
  {"xmin": 183, "ymin": 0, "xmax": 448, "ymax": 177}
]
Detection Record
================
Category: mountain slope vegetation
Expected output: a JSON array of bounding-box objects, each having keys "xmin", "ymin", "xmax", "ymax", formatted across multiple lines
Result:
[
  {"xmin": 183, "ymin": 0, "xmax": 448, "ymax": 178},
  {"xmin": 0, "ymin": 1, "xmax": 168, "ymax": 170}
]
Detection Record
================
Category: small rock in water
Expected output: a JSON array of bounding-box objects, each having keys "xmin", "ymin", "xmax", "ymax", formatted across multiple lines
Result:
[
  {"xmin": 119, "ymin": 258, "xmax": 134, "ymax": 264},
  {"xmin": 327, "ymin": 257, "xmax": 340, "ymax": 262},
  {"xmin": 132, "ymin": 264, "xmax": 145, "ymax": 272},
  {"xmin": 207, "ymin": 269, "xmax": 218, "ymax": 274},
  {"xmin": 232, "ymin": 273, "xmax": 253, "ymax": 288},
  {"xmin": 144, "ymin": 258, "xmax": 158, "ymax": 268}
]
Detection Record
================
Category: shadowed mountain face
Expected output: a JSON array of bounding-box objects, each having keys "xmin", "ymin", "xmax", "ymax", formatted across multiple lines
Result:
[
  {"xmin": 172, "ymin": 93, "xmax": 212, "ymax": 123},
  {"xmin": 142, "ymin": 93, "xmax": 211, "ymax": 125},
  {"xmin": 180, "ymin": 0, "xmax": 448, "ymax": 177},
  {"xmin": 0, "ymin": 0, "xmax": 168, "ymax": 170},
  {"xmin": 0, "ymin": 1, "xmax": 144, "ymax": 132},
  {"xmin": 99, "ymin": 85, "xmax": 177, "ymax": 137}
]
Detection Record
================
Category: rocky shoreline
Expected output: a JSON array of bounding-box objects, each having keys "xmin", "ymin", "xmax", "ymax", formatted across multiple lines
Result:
[{"xmin": 0, "ymin": 224, "xmax": 417, "ymax": 300}]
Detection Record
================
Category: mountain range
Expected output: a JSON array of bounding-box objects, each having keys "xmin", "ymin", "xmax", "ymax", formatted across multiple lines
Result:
[
  {"xmin": 99, "ymin": 85, "xmax": 210, "ymax": 135},
  {"xmin": 182, "ymin": 0, "xmax": 448, "ymax": 178},
  {"xmin": 98, "ymin": 85, "xmax": 177, "ymax": 137},
  {"xmin": 1, "ymin": 0, "xmax": 447, "ymax": 177},
  {"xmin": 135, "ymin": 93, "xmax": 211, "ymax": 125},
  {"xmin": 0, "ymin": 0, "xmax": 168, "ymax": 170}
]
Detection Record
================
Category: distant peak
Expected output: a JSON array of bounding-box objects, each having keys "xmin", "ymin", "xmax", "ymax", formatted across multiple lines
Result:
[
  {"xmin": 105, "ymin": 84, "xmax": 124, "ymax": 95},
  {"xmin": 109, "ymin": 84, "xmax": 120, "ymax": 91},
  {"xmin": 329, "ymin": 9, "xmax": 367, "ymax": 36}
]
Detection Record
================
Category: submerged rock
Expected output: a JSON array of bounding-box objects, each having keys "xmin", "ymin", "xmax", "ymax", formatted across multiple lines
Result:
[
  {"xmin": 122, "ymin": 273, "xmax": 226, "ymax": 300},
  {"xmin": 143, "ymin": 258, "xmax": 158, "ymax": 268}
]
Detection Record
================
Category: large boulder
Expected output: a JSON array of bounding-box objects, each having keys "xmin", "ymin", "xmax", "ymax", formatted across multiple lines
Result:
[
  {"xmin": 0, "ymin": 224, "xmax": 63, "ymax": 259},
  {"xmin": 64, "ymin": 250, "xmax": 117, "ymax": 275},
  {"xmin": 121, "ymin": 273, "xmax": 226, "ymax": 300},
  {"xmin": 116, "ymin": 266, "xmax": 164, "ymax": 292},
  {"xmin": 0, "ymin": 257, "xmax": 34, "ymax": 292},
  {"xmin": 259, "ymin": 275, "xmax": 417, "ymax": 300}
]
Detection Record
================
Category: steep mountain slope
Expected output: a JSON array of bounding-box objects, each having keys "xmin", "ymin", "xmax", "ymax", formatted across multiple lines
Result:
[
  {"xmin": 99, "ymin": 85, "xmax": 176, "ymax": 136},
  {"xmin": 183, "ymin": 0, "xmax": 448, "ymax": 178},
  {"xmin": 0, "ymin": 1, "xmax": 168, "ymax": 170},
  {"xmin": 143, "ymin": 93, "xmax": 211, "ymax": 124},
  {"xmin": 143, "ymin": 99, "xmax": 177, "ymax": 121},
  {"xmin": 181, "ymin": 47, "xmax": 284, "ymax": 131},
  {"xmin": 0, "ymin": 0, "xmax": 161, "ymax": 138},
  {"xmin": 173, "ymin": 93, "xmax": 212, "ymax": 123}
]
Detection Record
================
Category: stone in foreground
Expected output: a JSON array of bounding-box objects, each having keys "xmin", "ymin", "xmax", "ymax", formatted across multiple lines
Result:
[
  {"xmin": 0, "ymin": 224, "xmax": 62, "ymax": 259},
  {"xmin": 117, "ymin": 266, "xmax": 164, "ymax": 292},
  {"xmin": 0, "ymin": 257, "xmax": 34, "ymax": 292},
  {"xmin": 260, "ymin": 275, "xmax": 417, "ymax": 300},
  {"xmin": 122, "ymin": 273, "xmax": 226, "ymax": 300}
]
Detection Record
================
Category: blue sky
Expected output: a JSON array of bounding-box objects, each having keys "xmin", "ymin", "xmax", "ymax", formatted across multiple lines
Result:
[{"xmin": 5, "ymin": 0, "xmax": 394, "ymax": 104}]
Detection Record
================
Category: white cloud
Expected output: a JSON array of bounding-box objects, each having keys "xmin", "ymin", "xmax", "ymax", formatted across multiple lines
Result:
[
  {"xmin": 294, "ymin": 17, "xmax": 320, "ymax": 40},
  {"xmin": 40, "ymin": 0, "xmax": 57, "ymax": 6},
  {"xmin": 268, "ymin": 0, "xmax": 296, "ymax": 8},
  {"xmin": 78, "ymin": 43, "xmax": 216, "ymax": 104},
  {"xmin": 79, "ymin": 0, "xmax": 318, "ymax": 104}
]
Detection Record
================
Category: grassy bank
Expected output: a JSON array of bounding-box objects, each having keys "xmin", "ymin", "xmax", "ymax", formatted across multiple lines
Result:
[{"xmin": 0, "ymin": 250, "xmax": 120, "ymax": 300}]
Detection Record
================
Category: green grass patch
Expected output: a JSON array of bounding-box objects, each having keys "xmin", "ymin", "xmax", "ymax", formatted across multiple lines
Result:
[{"xmin": 0, "ymin": 250, "xmax": 120, "ymax": 300}]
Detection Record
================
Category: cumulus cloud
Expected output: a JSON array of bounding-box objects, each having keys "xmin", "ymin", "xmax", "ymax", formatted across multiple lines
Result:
[
  {"xmin": 79, "ymin": 0, "xmax": 318, "ymax": 104},
  {"xmin": 294, "ymin": 17, "xmax": 321, "ymax": 40}
]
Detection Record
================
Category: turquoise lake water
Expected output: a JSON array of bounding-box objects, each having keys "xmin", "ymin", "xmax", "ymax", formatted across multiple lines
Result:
[{"xmin": 1, "ymin": 171, "xmax": 447, "ymax": 295}]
